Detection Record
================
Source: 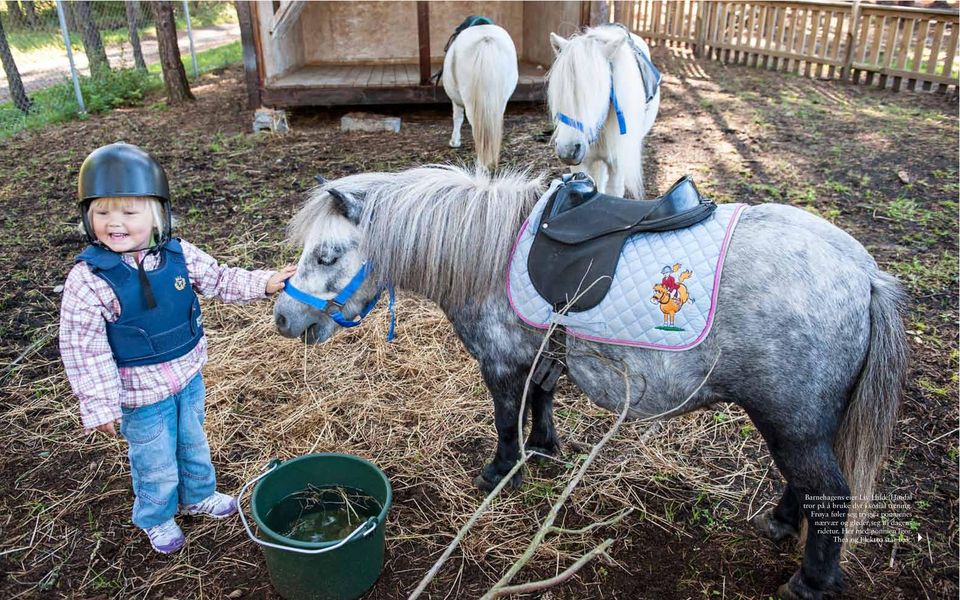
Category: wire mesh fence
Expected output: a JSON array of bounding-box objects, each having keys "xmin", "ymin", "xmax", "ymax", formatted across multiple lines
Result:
[{"xmin": 0, "ymin": 1, "xmax": 240, "ymax": 137}]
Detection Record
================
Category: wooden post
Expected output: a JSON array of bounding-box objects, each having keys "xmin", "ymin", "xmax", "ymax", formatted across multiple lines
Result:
[
  {"xmin": 694, "ymin": 0, "xmax": 706, "ymax": 57},
  {"xmin": 841, "ymin": 0, "xmax": 861, "ymax": 81},
  {"xmin": 417, "ymin": 1, "xmax": 430, "ymax": 85},
  {"xmin": 589, "ymin": 0, "xmax": 609, "ymax": 27},
  {"xmin": 235, "ymin": 1, "xmax": 260, "ymax": 109}
]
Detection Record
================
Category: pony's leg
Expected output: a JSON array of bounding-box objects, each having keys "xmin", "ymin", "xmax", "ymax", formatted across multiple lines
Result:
[
  {"xmin": 591, "ymin": 160, "xmax": 609, "ymax": 194},
  {"xmin": 606, "ymin": 166, "xmax": 626, "ymax": 197},
  {"xmin": 526, "ymin": 386, "xmax": 559, "ymax": 458},
  {"xmin": 763, "ymin": 435, "xmax": 848, "ymax": 599},
  {"xmin": 752, "ymin": 484, "xmax": 801, "ymax": 542},
  {"xmin": 474, "ymin": 363, "xmax": 529, "ymax": 491},
  {"xmin": 449, "ymin": 103, "xmax": 465, "ymax": 148}
]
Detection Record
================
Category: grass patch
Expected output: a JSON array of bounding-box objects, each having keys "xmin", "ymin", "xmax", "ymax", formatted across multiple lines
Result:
[
  {"xmin": 0, "ymin": 41, "xmax": 241, "ymax": 139},
  {"xmin": 887, "ymin": 197, "xmax": 932, "ymax": 225},
  {"xmin": 888, "ymin": 251, "xmax": 958, "ymax": 295}
]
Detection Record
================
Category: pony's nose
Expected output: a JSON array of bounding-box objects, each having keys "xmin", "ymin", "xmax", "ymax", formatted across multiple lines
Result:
[
  {"xmin": 558, "ymin": 142, "xmax": 585, "ymax": 165},
  {"xmin": 275, "ymin": 312, "xmax": 288, "ymax": 330}
]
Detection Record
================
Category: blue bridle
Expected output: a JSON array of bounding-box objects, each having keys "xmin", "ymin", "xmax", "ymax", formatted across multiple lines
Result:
[
  {"xmin": 554, "ymin": 70, "xmax": 627, "ymax": 144},
  {"xmin": 282, "ymin": 262, "xmax": 396, "ymax": 341}
]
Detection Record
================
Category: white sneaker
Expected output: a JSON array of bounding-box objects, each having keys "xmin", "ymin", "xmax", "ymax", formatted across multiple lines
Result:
[
  {"xmin": 144, "ymin": 518, "xmax": 185, "ymax": 554},
  {"xmin": 180, "ymin": 491, "xmax": 238, "ymax": 519}
]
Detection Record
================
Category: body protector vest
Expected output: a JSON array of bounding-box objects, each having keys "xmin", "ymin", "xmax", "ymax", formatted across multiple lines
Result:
[{"xmin": 76, "ymin": 239, "xmax": 204, "ymax": 367}]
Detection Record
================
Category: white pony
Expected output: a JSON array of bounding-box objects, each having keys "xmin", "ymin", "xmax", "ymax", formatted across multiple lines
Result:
[
  {"xmin": 548, "ymin": 24, "xmax": 661, "ymax": 198},
  {"xmin": 442, "ymin": 21, "xmax": 518, "ymax": 170}
]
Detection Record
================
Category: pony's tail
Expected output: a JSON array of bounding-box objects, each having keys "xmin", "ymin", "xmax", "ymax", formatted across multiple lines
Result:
[
  {"xmin": 465, "ymin": 36, "xmax": 506, "ymax": 171},
  {"xmin": 835, "ymin": 269, "xmax": 907, "ymax": 538}
]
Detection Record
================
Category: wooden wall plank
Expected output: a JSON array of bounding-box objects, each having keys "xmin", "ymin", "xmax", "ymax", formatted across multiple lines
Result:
[
  {"xmin": 865, "ymin": 15, "xmax": 885, "ymax": 85},
  {"xmin": 910, "ymin": 18, "xmax": 931, "ymax": 89},
  {"xmin": 892, "ymin": 17, "xmax": 916, "ymax": 91},
  {"xmin": 938, "ymin": 22, "xmax": 958, "ymax": 92},
  {"xmin": 924, "ymin": 20, "xmax": 946, "ymax": 90},
  {"xmin": 803, "ymin": 9, "xmax": 817, "ymax": 76}
]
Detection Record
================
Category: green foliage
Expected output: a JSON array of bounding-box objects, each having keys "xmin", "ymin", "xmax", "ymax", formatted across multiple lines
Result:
[
  {"xmin": 0, "ymin": 42, "xmax": 241, "ymax": 139},
  {"xmin": 79, "ymin": 67, "xmax": 157, "ymax": 113}
]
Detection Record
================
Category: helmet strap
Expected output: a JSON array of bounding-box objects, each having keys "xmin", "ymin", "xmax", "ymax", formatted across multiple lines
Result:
[{"xmin": 134, "ymin": 253, "xmax": 158, "ymax": 310}]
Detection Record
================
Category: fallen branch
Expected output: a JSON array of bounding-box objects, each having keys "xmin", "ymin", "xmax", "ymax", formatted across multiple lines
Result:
[
  {"xmin": 549, "ymin": 507, "xmax": 633, "ymax": 536},
  {"xmin": 407, "ymin": 453, "xmax": 531, "ymax": 600},
  {"xmin": 0, "ymin": 330, "xmax": 57, "ymax": 385},
  {"xmin": 480, "ymin": 370, "xmax": 634, "ymax": 599},
  {"xmin": 482, "ymin": 350, "xmax": 721, "ymax": 598},
  {"xmin": 486, "ymin": 538, "xmax": 615, "ymax": 598}
]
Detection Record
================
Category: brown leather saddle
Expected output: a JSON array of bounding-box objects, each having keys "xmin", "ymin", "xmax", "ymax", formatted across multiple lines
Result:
[{"xmin": 527, "ymin": 174, "xmax": 716, "ymax": 313}]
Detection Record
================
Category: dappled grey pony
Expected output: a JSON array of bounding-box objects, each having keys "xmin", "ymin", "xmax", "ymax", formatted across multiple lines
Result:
[{"xmin": 273, "ymin": 165, "xmax": 907, "ymax": 600}]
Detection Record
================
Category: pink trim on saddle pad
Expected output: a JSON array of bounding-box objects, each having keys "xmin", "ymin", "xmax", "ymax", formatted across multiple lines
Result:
[{"xmin": 507, "ymin": 201, "xmax": 747, "ymax": 351}]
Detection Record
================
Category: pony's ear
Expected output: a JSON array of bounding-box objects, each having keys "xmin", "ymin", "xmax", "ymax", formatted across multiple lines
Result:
[
  {"xmin": 550, "ymin": 32, "xmax": 568, "ymax": 54},
  {"xmin": 328, "ymin": 188, "xmax": 362, "ymax": 225},
  {"xmin": 602, "ymin": 35, "xmax": 627, "ymax": 59}
]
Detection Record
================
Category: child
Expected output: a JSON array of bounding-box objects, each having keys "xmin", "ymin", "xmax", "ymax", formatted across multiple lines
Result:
[
  {"xmin": 59, "ymin": 142, "xmax": 296, "ymax": 554},
  {"xmin": 660, "ymin": 264, "xmax": 681, "ymax": 300}
]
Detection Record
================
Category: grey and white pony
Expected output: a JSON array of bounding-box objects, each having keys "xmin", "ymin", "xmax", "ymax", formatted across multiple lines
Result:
[
  {"xmin": 442, "ymin": 23, "xmax": 518, "ymax": 170},
  {"xmin": 273, "ymin": 165, "xmax": 907, "ymax": 600},
  {"xmin": 548, "ymin": 24, "xmax": 660, "ymax": 198}
]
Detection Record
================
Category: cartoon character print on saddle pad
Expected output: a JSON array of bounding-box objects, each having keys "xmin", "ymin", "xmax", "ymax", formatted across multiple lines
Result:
[{"xmin": 507, "ymin": 183, "xmax": 746, "ymax": 350}]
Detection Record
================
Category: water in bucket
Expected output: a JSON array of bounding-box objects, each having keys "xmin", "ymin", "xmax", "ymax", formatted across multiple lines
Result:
[{"xmin": 264, "ymin": 485, "xmax": 382, "ymax": 544}]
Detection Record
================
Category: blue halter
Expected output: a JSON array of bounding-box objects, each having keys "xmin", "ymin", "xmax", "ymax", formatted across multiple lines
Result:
[
  {"xmin": 282, "ymin": 262, "xmax": 396, "ymax": 341},
  {"xmin": 554, "ymin": 70, "xmax": 627, "ymax": 144}
]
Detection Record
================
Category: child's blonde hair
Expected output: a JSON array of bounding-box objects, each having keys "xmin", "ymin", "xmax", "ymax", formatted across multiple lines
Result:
[{"xmin": 87, "ymin": 196, "xmax": 165, "ymax": 237}]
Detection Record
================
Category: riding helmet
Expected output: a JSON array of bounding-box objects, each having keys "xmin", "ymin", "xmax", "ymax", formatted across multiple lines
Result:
[{"xmin": 77, "ymin": 142, "xmax": 172, "ymax": 245}]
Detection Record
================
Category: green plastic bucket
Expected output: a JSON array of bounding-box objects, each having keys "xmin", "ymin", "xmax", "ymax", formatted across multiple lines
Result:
[{"xmin": 239, "ymin": 454, "xmax": 392, "ymax": 600}]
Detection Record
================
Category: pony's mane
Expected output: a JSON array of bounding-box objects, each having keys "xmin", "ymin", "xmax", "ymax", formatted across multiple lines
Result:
[
  {"xmin": 547, "ymin": 25, "xmax": 629, "ymax": 124},
  {"xmin": 289, "ymin": 164, "xmax": 546, "ymax": 308}
]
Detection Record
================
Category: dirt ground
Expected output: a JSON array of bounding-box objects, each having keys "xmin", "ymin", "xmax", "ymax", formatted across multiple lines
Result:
[{"xmin": 0, "ymin": 46, "xmax": 957, "ymax": 599}]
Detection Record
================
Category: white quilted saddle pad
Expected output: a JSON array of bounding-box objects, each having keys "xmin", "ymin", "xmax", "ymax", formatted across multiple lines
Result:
[{"xmin": 507, "ymin": 188, "xmax": 747, "ymax": 350}]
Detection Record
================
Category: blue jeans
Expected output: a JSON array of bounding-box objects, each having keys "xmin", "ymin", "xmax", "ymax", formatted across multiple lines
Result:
[{"xmin": 120, "ymin": 374, "xmax": 216, "ymax": 528}]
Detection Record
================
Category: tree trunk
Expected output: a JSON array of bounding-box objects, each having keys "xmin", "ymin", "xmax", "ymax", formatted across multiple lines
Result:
[
  {"xmin": 125, "ymin": 0, "xmax": 146, "ymax": 70},
  {"xmin": 152, "ymin": 1, "xmax": 194, "ymax": 104},
  {"xmin": 0, "ymin": 13, "xmax": 31, "ymax": 113},
  {"xmin": 62, "ymin": 0, "xmax": 80, "ymax": 33},
  {"xmin": 5, "ymin": 1, "xmax": 25, "ymax": 28},
  {"xmin": 22, "ymin": 1, "xmax": 37, "ymax": 27},
  {"xmin": 73, "ymin": 0, "xmax": 109, "ymax": 74}
]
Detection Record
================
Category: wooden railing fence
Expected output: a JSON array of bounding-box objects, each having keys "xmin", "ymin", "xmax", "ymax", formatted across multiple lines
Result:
[{"xmin": 611, "ymin": 0, "xmax": 959, "ymax": 93}]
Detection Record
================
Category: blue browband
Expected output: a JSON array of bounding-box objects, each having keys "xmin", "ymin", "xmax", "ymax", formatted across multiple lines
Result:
[
  {"xmin": 555, "ymin": 71, "xmax": 627, "ymax": 144},
  {"xmin": 282, "ymin": 262, "xmax": 396, "ymax": 341}
]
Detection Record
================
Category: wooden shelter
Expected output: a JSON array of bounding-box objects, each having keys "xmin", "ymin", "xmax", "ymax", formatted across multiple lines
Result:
[{"xmin": 236, "ymin": 1, "xmax": 599, "ymax": 108}]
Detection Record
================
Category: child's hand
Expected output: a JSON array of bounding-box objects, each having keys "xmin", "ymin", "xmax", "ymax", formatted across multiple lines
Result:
[
  {"xmin": 266, "ymin": 265, "xmax": 297, "ymax": 295},
  {"xmin": 95, "ymin": 420, "xmax": 120, "ymax": 436}
]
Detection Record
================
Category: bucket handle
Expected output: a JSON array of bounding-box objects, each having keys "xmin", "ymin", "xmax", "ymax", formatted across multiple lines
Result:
[{"xmin": 237, "ymin": 459, "xmax": 379, "ymax": 555}]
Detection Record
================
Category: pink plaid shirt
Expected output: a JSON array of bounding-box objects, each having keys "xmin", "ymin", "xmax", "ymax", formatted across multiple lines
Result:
[{"xmin": 59, "ymin": 239, "xmax": 276, "ymax": 431}]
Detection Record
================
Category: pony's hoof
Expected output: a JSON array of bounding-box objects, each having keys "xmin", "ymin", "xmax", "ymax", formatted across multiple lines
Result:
[
  {"xmin": 526, "ymin": 440, "xmax": 561, "ymax": 463},
  {"xmin": 776, "ymin": 582, "xmax": 805, "ymax": 600},
  {"xmin": 473, "ymin": 474, "xmax": 497, "ymax": 491},
  {"xmin": 776, "ymin": 570, "xmax": 839, "ymax": 600},
  {"xmin": 752, "ymin": 509, "xmax": 800, "ymax": 542},
  {"xmin": 472, "ymin": 467, "xmax": 522, "ymax": 492}
]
